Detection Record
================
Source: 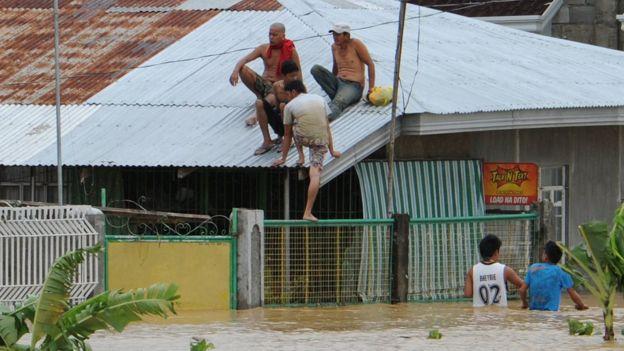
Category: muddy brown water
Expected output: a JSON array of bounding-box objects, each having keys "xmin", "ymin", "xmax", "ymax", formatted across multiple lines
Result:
[{"xmin": 89, "ymin": 295, "xmax": 624, "ymax": 350}]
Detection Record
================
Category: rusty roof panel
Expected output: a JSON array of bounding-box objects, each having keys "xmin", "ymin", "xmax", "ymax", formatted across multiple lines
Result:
[
  {"xmin": 112, "ymin": 0, "xmax": 185, "ymax": 7},
  {"xmin": 0, "ymin": 8, "xmax": 218, "ymax": 104},
  {"xmin": 230, "ymin": 0, "xmax": 281, "ymax": 11}
]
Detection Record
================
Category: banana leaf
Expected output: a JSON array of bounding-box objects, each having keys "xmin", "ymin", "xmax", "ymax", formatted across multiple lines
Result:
[
  {"xmin": 53, "ymin": 283, "xmax": 179, "ymax": 346},
  {"xmin": 30, "ymin": 245, "xmax": 101, "ymax": 349},
  {"xmin": 0, "ymin": 315, "xmax": 17, "ymax": 347}
]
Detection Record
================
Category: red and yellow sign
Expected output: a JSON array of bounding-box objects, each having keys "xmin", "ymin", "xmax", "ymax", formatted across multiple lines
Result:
[{"xmin": 484, "ymin": 163, "xmax": 538, "ymax": 206}]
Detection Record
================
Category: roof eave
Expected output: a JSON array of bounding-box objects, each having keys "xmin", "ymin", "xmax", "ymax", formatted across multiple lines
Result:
[
  {"xmin": 475, "ymin": 0, "xmax": 563, "ymax": 34},
  {"xmin": 402, "ymin": 106, "xmax": 624, "ymax": 135},
  {"xmin": 320, "ymin": 120, "xmax": 397, "ymax": 187}
]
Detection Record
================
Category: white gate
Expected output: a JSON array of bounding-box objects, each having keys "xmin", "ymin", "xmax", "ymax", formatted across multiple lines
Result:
[{"xmin": 0, "ymin": 206, "xmax": 101, "ymax": 306}]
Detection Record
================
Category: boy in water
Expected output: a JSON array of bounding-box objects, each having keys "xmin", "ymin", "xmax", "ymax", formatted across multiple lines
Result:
[
  {"xmin": 464, "ymin": 234, "xmax": 527, "ymax": 307},
  {"xmin": 520, "ymin": 241, "xmax": 588, "ymax": 311}
]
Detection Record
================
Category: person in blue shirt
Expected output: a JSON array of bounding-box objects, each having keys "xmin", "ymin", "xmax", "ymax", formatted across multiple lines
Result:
[{"xmin": 521, "ymin": 241, "xmax": 588, "ymax": 311}]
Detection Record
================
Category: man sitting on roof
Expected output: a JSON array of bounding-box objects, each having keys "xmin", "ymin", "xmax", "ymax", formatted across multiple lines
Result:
[
  {"xmin": 254, "ymin": 60, "xmax": 301, "ymax": 155},
  {"xmin": 311, "ymin": 23, "xmax": 375, "ymax": 121},
  {"xmin": 229, "ymin": 22, "xmax": 302, "ymax": 127},
  {"xmin": 272, "ymin": 80, "xmax": 341, "ymax": 222}
]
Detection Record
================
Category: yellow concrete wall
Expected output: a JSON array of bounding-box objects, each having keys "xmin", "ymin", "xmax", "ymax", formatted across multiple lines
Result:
[{"xmin": 107, "ymin": 241, "xmax": 232, "ymax": 310}]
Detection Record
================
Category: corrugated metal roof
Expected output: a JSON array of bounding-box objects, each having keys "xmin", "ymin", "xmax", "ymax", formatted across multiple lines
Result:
[
  {"xmin": 0, "ymin": 104, "xmax": 98, "ymax": 165},
  {"xmin": 0, "ymin": 103, "xmax": 389, "ymax": 170},
  {"xmin": 88, "ymin": 9, "xmax": 395, "ymax": 106},
  {"xmin": 88, "ymin": 4, "xmax": 624, "ymax": 115},
  {"xmin": 4, "ymin": 0, "xmax": 624, "ymax": 182},
  {"xmin": 0, "ymin": 8, "xmax": 218, "ymax": 104},
  {"xmin": 0, "ymin": 0, "xmax": 281, "ymax": 105},
  {"xmin": 278, "ymin": 3, "xmax": 624, "ymax": 114}
]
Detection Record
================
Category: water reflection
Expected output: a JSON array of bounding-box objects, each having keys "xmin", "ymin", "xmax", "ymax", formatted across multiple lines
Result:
[{"xmin": 89, "ymin": 295, "xmax": 624, "ymax": 350}]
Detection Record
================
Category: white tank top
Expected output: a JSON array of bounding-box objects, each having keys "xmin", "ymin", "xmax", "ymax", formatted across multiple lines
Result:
[{"xmin": 472, "ymin": 262, "xmax": 507, "ymax": 307}]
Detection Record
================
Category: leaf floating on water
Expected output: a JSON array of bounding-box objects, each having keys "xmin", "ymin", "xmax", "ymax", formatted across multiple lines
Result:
[
  {"xmin": 427, "ymin": 329, "xmax": 442, "ymax": 340},
  {"xmin": 191, "ymin": 337, "xmax": 215, "ymax": 351},
  {"xmin": 567, "ymin": 319, "xmax": 594, "ymax": 336}
]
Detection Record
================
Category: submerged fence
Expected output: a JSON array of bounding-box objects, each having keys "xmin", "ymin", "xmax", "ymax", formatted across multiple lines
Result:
[
  {"xmin": 408, "ymin": 213, "xmax": 537, "ymax": 301},
  {"xmin": 264, "ymin": 219, "xmax": 393, "ymax": 305},
  {"xmin": 263, "ymin": 213, "xmax": 538, "ymax": 306}
]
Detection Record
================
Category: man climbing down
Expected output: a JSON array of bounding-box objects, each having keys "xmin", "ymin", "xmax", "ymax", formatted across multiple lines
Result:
[
  {"xmin": 229, "ymin": 22, "xmax": 302, "ymax": 127},
  {"xmin": 311, "ymin": 23, "xmax": 375, "ymax": 121},
  {"xmin": 272, "ymin": 80, "xmax": 341, "ymax": 222}
]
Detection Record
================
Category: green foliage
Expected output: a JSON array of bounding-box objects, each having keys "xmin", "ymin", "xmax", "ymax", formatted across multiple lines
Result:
[
  {"xmin": 0, "ymin": 244, "xmax": 179, "ymax": 350},
  {"xmin": 558, "ymin": 204, "xmax": 624, "ymax": 341},
  {"xmin": 568, "ymin": 319, "xmax": 594, "ymax": 336},
  {"xmin": 31, "ymin": 245, "xmax": 102, "ymax": 349},
  {"xmin": 190, "ymin": 338, "xmax": 215, "ymax": 351},
  {"xmin": 427, "ymin": 329, "xmax": 442, "ymax": 340}
]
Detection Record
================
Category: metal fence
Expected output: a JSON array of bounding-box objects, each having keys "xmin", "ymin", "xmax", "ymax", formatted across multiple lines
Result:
[
  {"xmin": 408, "ymin": 213, "xmax": 538, "ymax": 301},
  {"xmin": 264, "ymin": 219, "xmax": 393, "ymax": 305},
  {"xmin": 0, "ymin": 206, "xmax": 100, "ymax": 306},
  {"xmin": 263, "ymin": 213, "xmax": 538, "ymax": 306}
]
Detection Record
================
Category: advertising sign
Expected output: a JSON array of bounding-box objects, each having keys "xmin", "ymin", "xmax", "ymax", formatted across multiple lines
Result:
[{"xmin": 484, "ymin": 163, "xmax": 538, "ymax": 206}]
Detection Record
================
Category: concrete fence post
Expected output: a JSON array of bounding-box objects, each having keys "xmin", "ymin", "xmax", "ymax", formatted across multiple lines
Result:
[
  {"xmin": 233, "ymin": 208, "xmax": 264, "ymax": 309},
  {"xmin": 391, "ymin": 213, "xmax": 410, "ymax": 304},
  {"xmin": 86, "ymin": 206, "xmax": 106, "ymax": 294}
]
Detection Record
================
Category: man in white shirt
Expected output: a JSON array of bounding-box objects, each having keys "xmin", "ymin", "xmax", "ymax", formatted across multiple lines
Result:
[
  {"xmin": 272, "ymin": 80, "xmax": 341, "ymax": 221},
  {"xmin": 464, "ymin": 234, "xmax": 527, "ymax": 307}
]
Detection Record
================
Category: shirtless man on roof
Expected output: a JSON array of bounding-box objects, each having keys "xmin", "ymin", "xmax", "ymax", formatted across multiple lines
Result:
[
  {"xmin": 311, "ymin": 23, "xmax": 375, "ymax": 121},
  {"xmin": 229, "ymin": 22, "xmax": 302, "ymax": 129}
]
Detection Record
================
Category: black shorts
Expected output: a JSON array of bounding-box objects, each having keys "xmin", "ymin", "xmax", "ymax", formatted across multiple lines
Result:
[{"xmin": 263, "ymin": 99, "xmax": 283, "ymax": 137}]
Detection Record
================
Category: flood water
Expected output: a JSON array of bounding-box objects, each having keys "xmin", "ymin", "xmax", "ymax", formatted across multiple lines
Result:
[{"xmin": 89, "ymin": 295, "xmax": 624, "ymax": 350}]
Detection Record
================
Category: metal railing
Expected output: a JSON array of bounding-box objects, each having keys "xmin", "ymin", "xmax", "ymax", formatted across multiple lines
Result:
[
  {"xmin": 0, "ymin": 206, "xmax": 100, "ymax": 306},
  {"xmin": 263, "ymin": 219, "xmax": 394, "ymax": 306}
]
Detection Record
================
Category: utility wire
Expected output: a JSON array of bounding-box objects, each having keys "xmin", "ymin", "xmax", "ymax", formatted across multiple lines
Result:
[{"xmin": 0, "ymin": 0, "xmax": 524, "ymax": 88}]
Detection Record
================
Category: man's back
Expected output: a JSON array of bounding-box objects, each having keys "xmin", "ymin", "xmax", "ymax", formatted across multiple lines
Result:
[
  {"xmin": 283, "ymin": 93, "xmax": 330, "ymax": 144},
  {"xmin": 472, "ymin": 262, "xmax": 508, "ymax": 307},
  {"xmin": 526, "ymin": 263, "xmax": 573, "ymax": 311}
]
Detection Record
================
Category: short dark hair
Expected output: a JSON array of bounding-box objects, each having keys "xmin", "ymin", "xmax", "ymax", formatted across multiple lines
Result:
[
  {"xmin": 284, "ymin": 80, "xmax": 307, "ymax": 94},
  {"xmin": 479, "ymin": 234, "xmax": 502, "ymax": 260},
  {"xmin": 281, "ymin": 60, "xmax": 299, "ymax": 75},
  {"xmin": 544, "ymin": 240, "xmax": 563, "ymax": 264}
]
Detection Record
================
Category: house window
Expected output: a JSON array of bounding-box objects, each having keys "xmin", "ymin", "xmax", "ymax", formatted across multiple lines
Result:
[
  {"xmin": 539, "ymin": 166, "xmax": 568, "ymax": 245},
  {"xmin": 0, "ymin": 167, "xmax": 69, "ymax": 203}
]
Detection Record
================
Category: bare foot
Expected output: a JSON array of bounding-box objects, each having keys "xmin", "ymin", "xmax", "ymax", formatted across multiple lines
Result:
[
  {"xmin": 303, "ymin": 214, "xmax": 318, "ymax": 222},
  {"xmin": 245, "ymin": 115, "xmax": 257, "ymax": 126},
  {"xmin": 296, "ymin": 156, "xmax": 305, "ymax": 166}
]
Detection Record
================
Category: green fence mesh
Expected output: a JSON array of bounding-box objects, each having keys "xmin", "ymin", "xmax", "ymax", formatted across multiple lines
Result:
[
  {"xmin": 264, "ymin": 220, "xmax": 393, "ymax": 305},
  {"xmin": 263, "ymin": 214, "xmax": 538, "ymax": 306}
]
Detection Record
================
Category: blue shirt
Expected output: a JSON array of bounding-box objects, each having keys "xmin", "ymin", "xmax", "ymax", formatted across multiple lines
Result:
[{"xmin": 525, "ymin": 263, "xmax": 573, "ymax": 311}]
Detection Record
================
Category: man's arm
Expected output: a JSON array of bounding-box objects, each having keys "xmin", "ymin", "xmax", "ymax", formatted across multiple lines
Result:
[
  {"xmin": 229, "ymin": 45, "xmax": 264, "ymax": 86},
  {"xmin": 464, "ymin": 268, "xmax": 473, "ymax": 298},
  {"xmin": 504, "ymin": 266, "xmax": 528, "ymax": 307},
  {"xmin": 292, "ymin": 49, "xmax": 303, "ymax": 81},
  {"xmin": 354, "ymin": 39, "xmax": 375, "ymax": 94},
  {"xmin": 331, "ymin": 46, "xmax": 338, "ymax": 76},
  {"xmin": 326, "ymin": 123, "xmax": 341, "ymax": 158},
  {"xmin": 567, "ymin": 288, "xmax": 589, "ymax": 310},
  {"xmin": 273, "ymin": 124, "xmax": 293, "ymax": 166}
]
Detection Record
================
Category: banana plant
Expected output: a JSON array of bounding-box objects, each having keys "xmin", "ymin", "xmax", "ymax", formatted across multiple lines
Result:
[
  {"xmin": 557, "ymin": 204, "xmax": 624, "ymax": 341},
  {"xmin": 0, "ymin": 245, "xmax": 180, "ymax": 350}
]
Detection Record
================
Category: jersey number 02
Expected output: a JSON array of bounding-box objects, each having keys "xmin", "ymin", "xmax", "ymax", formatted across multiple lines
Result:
[{"xmin": 479, "ymin": 284, "xmax": 501, "ymax": 305}]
